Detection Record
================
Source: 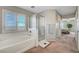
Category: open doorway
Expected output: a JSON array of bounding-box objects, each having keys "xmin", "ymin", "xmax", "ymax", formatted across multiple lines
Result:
[{"xmin": 60, "ymin": 18, "xmax": 75, "ymax": 37}]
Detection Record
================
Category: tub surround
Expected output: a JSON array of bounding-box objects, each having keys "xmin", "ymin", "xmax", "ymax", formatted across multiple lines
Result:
[{"xmin": 0, "ymin": 32, "xmax": 37, "ymax": 53}]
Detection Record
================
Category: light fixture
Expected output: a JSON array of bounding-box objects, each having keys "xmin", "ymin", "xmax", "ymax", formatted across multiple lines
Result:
[{"xmin": 31, "ymin": 6, "xmax": 35, "ymax": 8}]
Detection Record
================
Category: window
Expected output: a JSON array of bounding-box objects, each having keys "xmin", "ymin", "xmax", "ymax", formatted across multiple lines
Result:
[
  {"xmin": 4, "ymin": 11, "xmax": 16, "ymax": 32},
  {"xmin": 3, "ymin": 9, "xmax": 27, "ymax": 33},
  {"xmin": 17, "ymin": 15, "xmax": 26, "ymax": 31}
]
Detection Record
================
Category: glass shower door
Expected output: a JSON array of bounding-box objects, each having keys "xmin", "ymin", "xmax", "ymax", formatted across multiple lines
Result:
[{"xmin": 38, "ymin": 16, "xmax": 45, "ymax": 41}]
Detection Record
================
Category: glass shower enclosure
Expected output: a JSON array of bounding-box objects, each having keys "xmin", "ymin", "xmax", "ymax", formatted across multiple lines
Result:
[{"xmin": 38, "ymin": 16, "xmax": 45, "ymax": 41}]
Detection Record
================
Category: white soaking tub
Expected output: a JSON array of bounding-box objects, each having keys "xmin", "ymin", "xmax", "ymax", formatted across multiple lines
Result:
[{"xmin": 0, "ymin": 32, "xmax": 36, "ymax": 53}]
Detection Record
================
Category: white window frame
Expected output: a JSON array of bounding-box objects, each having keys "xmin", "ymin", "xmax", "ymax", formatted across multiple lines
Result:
[
  {"xmin": 2, "ymin": 9, "xmax": 17, "ymax": 33},
  {"xmin": 17, "ymin": 14, "xmax": 27, "ymax": 32}
]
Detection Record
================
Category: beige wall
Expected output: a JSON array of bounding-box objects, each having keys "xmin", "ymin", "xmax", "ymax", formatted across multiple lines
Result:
[
  {"xmin": 39, "ymin": 9, "xmax": 57, "ymax": 24},
  {"xmin": 56, "ymin": 13, "xmax": 62, "ymax": 22},
  {"xmin": 75, "ymin": 6, "xmax": 79, "ymax": 51},
  {"xmin": 77, "ymin": 7, "xmax": 79, "ymax": 50},
  {"xmin": 39, "ymin": 9, "xmax": 61, "ymax": 40},
  {"xmin": 0, "ymin": 8, "xmax": 2, "ymax": 33}
]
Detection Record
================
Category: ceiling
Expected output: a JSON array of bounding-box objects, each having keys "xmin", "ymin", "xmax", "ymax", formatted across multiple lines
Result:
[{"xmin": 18, "ymin": 6, "xmax": 76, "ymax": 18}]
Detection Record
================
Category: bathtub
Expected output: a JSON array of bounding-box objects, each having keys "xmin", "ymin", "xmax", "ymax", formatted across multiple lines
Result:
[{"xmin": 0, "ymin": 32, "xmax": 36, "ymax": 53}]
